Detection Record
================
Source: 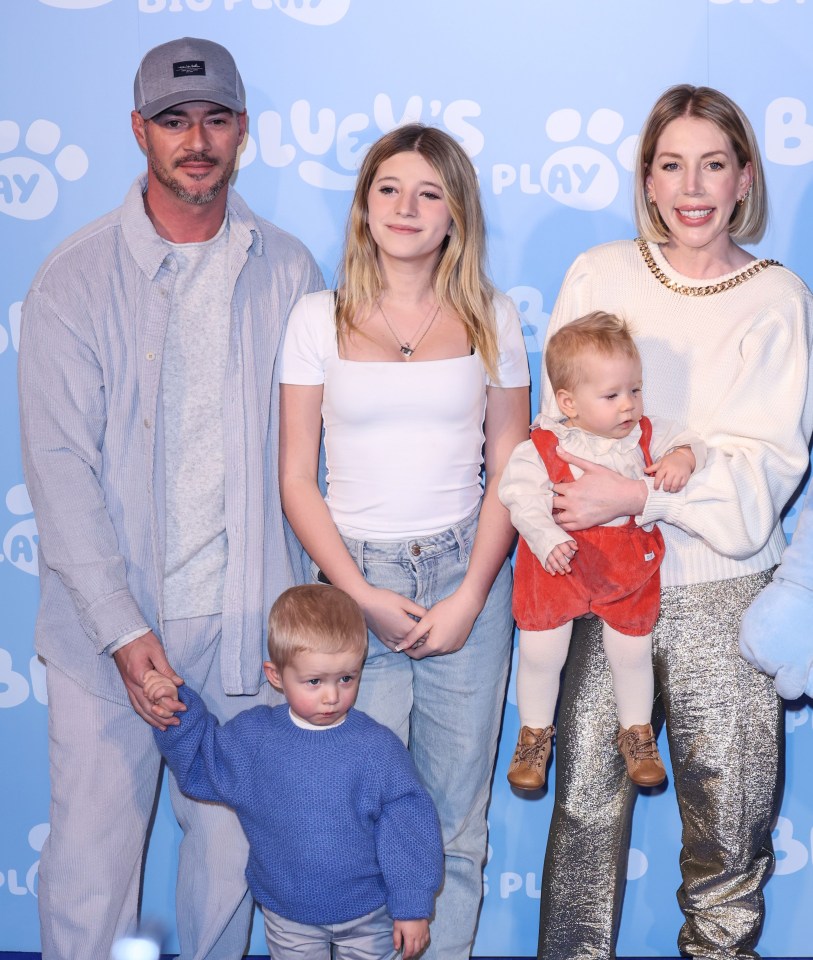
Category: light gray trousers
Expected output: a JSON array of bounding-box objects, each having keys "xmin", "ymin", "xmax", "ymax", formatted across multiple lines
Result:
[
  {"xmin": 38, "ymin": 615, "xmax": 278, "ymax": 960},
  {"xmin": 263, "ymin": 904, "xmax": 399, "ymax": 959}
]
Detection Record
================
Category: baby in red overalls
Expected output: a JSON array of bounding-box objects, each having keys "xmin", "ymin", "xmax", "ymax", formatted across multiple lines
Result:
[{"xmin": 499, "ymin": 312, "xmax": 706, "ymax": 790}]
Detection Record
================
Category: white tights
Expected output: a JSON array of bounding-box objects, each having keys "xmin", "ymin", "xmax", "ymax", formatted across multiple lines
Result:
[{"xmin": 516, "ymin": 621, "xmax": 654, "ymax": 729}]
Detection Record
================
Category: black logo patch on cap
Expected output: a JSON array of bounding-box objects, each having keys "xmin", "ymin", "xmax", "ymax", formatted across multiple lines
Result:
[{"xmin": 173, "ymin": 60, "xmax": 206, "ymax": 78}]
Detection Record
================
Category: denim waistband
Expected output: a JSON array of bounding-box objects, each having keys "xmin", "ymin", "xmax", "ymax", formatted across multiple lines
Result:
[{"xmin": 340, "ymin": 501, "xmax": 480, "ymax": 566}]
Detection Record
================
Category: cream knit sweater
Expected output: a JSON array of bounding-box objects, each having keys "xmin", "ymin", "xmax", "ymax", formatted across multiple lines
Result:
[{"xmin": 540, "ymin": 239, "xmax": 813, "ymax": 587}]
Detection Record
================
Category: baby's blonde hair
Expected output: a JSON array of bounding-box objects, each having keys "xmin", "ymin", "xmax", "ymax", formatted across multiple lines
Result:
[
  {"xmin": 545, "ymin": 311, "xmax": 640, "ymax": 393},
  {"xmin": 267, "ymin": 584, "xmax": 367, "ymax": 670}
]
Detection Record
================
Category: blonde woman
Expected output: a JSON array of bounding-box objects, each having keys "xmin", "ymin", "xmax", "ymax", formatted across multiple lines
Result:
[
  {"xmin": 536, "ymin": 85, "xmax": 813, "ymax": 959},
  {"xmin": 279, "ymin": 124, "xmax": 529, "ymax": 959}
]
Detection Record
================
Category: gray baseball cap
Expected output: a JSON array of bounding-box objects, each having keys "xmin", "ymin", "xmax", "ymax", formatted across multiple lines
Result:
[{"xmin": 134, "ymin": 37, "xmax": 246, "ymax": 120}]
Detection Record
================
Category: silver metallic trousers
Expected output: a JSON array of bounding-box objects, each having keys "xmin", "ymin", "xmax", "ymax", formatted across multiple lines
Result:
[{"xmin": 537, "ymin": 572, "xmax": 782, "ymax": 960}]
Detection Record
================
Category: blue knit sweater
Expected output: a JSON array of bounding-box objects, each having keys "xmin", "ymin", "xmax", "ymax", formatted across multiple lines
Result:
[{"xmin": 154, "ymin": 686, "xmax": 443, "ymax": 925}]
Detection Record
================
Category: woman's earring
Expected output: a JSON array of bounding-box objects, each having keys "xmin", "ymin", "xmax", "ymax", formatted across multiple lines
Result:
[{"xmin": 647, "ymin": 194, "xmax": 656, "ymax": 205}]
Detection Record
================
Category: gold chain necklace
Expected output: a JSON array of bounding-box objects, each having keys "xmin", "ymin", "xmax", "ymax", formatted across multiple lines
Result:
[
  {"xmin": 635, "ymin": 237, "xmax": 781, "ymax": 296},
  {"xmin": 377, "ymin": 297, "xmax": 440, "ymax": 359}
]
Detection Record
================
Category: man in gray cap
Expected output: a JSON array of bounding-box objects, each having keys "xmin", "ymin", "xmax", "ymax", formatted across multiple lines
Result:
[{"xmin": 19, "ymin": 37, "xmax": 323, "ymax": 960}]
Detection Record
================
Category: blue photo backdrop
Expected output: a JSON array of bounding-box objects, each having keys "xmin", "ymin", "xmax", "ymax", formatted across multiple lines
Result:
[{"xmin": 3, "ymin": 0, "xmax": 813, "ymax": 954}]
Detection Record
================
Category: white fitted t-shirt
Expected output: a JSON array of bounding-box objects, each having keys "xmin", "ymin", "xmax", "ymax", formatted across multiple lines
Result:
[{"xmin": 280, "ymin": 290, "xmax": 530, "ymax": 539}]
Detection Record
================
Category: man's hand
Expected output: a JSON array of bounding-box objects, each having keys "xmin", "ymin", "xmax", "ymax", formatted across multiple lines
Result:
[{"xmin": 113, "ymin": 632, "xmax": 183, "ymax": 730}]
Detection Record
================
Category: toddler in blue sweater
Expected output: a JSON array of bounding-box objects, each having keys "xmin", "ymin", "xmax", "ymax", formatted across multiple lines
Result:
[{"xmin": 146, "ymin": 584, "xmax": 443, "ymax": 959}]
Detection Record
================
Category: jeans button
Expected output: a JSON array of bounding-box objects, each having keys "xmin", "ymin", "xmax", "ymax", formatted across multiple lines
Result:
[{"xmin": 410, "ymin": 544, "xmax": 421, "ymax": 557}]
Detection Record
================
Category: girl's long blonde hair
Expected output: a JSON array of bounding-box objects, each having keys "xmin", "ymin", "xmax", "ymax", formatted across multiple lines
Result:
[{"xmin": 336, "ymin": 123, "xmax": 499, "ymax": 379}]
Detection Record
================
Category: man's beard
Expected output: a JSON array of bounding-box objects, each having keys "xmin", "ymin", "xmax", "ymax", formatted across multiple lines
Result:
[{"xmin": 148, "ymin": 149, "xmax": 235, "ymax": 205}]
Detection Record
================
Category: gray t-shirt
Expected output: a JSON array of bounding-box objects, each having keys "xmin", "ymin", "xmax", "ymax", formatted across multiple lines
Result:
[{"xmin": 162, "ymin": 217, "xmax": 230, "ymax": 618}]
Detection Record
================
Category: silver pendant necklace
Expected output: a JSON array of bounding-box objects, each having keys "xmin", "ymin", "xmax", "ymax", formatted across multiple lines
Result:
[{"xmin": 377, "ymin": 297, "xmax": 440, "ymax": 359}]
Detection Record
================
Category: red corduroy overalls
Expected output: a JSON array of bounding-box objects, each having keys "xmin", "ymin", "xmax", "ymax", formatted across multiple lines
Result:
[{"xmin": 512, "ymin": 416, "xmax": 665, "ymax": 637}]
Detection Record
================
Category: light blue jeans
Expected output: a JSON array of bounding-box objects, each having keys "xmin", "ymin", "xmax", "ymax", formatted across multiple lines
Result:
[{"xmin": 334, "ymin": 507, "xmax": 514, "ymax": 960}]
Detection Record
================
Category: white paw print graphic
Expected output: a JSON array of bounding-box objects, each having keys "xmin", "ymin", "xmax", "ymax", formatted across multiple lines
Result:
[
  {"xmin": 542, "ymin": 108, "xmax": 638, "ymax": 211},
  {"xmin": 0, "ymin": 120, "xmax": 88, "ymax": 221},
  {"xmin": 627, "ymin": 847, "xmax": 648, "ymax": 880},
  {"xmin": 2, "ymin": 484, "xmax": 39, "ymax": 577},
  {"xmin": 0, "ymin": 647, "xmax": 31, "ymax": 708},
  {"xmin": 1, "ymin": 301, "xmax": 21, "ymax": 356},
  {"xmin": 772, "ymin": 815, "xmax": 809, "ymax": 875},
  {"xmin": 3, "ymin": 823, "xmax": 50, "ymax": 899},
  {"xmin": 508, "ymin": 285, "xmax": 550, "ymax": 356}
]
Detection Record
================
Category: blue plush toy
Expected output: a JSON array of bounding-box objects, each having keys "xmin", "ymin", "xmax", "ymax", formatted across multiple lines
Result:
[{"xmin": 739, "ymin": 485, "xmax": 813, "ymax": 699}]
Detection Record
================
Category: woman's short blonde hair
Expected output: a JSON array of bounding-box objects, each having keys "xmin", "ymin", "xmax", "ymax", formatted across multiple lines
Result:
[
  {"xmin": 267, "ymin": 584, "xmax": 367, "ymax": 669},
  {"xmin": 337, "ymin": 123, "xmax": 499, "ymax": 379},
  {"xmin": 545, "ymin": 311, "xmax": 639, "ymax": 394},
  {"xmin": 634, "ymin": 84, "xmax": 767, "ymax": 244}
]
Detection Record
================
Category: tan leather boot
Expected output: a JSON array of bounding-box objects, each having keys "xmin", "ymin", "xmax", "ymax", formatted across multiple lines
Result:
[
  {"xmin": 507, "ymin": 724, "xmax": 555, "ymax": 790},
  {"xmin": 617, "ymin": 723, "xmax": 666, "ymax": 787}
]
